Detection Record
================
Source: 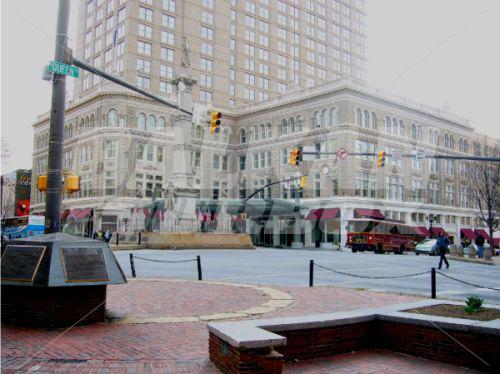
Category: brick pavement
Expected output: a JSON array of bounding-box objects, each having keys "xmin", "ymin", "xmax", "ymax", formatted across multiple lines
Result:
[{"xmin": 2, "ymin": 279, "xmax": 474, "ymax": 373}]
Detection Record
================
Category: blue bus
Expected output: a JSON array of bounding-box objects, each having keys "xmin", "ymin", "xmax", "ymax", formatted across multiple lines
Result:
[{"xmin": 1, "ymin": 215, "xmax": 45, "ymax": 239}]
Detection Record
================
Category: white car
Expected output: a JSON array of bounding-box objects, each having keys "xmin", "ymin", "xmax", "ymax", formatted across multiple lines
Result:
[{"xmin": 415, "ymin": 239, "xmax": 450, "ymax": 256}]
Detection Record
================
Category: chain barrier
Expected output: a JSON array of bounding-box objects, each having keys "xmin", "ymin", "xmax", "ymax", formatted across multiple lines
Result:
[
  {"xmin": 314, "ymin": 262, "xmax": 431, "ymax": 280},
  {"xmin": 132, "ymin": 255, "xmax": 197, "ymax": 264},
  {"xmin": 436, "ymin": 271, "xmax": 500, "ymax": 292}
]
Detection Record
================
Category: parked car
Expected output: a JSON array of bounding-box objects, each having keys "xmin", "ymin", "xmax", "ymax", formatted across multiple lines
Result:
[{"xmin": 415, "ymin": 239, "xmax": 450, "ymax": 256}]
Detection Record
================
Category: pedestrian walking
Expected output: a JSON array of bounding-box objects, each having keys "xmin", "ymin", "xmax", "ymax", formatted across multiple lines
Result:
[
  {"xmin": 104, "ymin": 229, "xmax": 112, "ymax": 243},
  {"xmin": 475, "ymin": 234, "xmax": 485, "ymax": 259},
  {"xmin": 437, "ymin": 231, "xmax": 450, "ymax": 269},
  {"xmin": 98, "ymin": 230, "xmax": 104, "ymax": 240}
]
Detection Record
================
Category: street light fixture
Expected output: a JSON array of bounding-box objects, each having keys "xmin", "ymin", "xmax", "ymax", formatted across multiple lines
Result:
[{"xmin": 427, "ymin": 213, "xmax": 434, "ymax": 238}]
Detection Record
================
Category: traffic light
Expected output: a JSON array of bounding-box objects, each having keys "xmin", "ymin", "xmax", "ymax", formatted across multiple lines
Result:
[
  {"xmin": 300, "ymin": 176, "xmax": 307, "ymax": 189},
  {"xmin": 37, "ymin": 175, "xmax": 47, "ymax": 191},
  {"xmin": 210, "ymin": 111, "xmax": 221, "ymax": 134},
  {"xmin": 289, "ymin": 148, "xmax": 302, "ymax": 166},
  {"xmin": 65, "ymin": 175, "xmax": 79, "ymax": 193},
  {"xmin": 377, "ymin": 150, "xmax": 386, "ymax": 167}
]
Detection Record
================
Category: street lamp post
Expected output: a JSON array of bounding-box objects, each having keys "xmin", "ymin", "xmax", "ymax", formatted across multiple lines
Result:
[{"xmin": 428, "ymin": 214, "xmax": 434, "ymax": 238}]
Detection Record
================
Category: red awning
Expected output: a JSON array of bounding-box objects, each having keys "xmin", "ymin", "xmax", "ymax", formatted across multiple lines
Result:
[
  {"xmin": 460, "ymin": 228, "xmax": 477, "ymax": 240},
  {"xmin": 60, "ymin": 209, "xmax": 71, "ymax": 220},
  {"xmin": 76, "ymin": 207, "xmax": 93, "ymax": 220},
  {"xmin": 474, "ymin": 229, "xmax": 491, "ymax": 241},
  {"xmin": 415, "ymin": 226, "xmax": 431, "ymax": 236},
  {"xmin": 305, "ymin": 208, "xmax": 340, "ymax": 220},
  {"xmin": 68, "ymin": 208, "xmax": 81, "ymax": 220},
  {"xmin": 354, "ymin": 208, "xmax": 384, "ymax": 219},
  {"xmin": 431, "ymin": 227, "xmax": 447, "ymax": 236}
]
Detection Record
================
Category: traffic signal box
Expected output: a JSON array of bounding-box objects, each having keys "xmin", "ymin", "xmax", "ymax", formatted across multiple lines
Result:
[
  {"xmin": 300, "ymin": 176, "xmax": 307, "ymax": 189},
  {"xmin": 377, "ymin": 150, "xmax": 386, "ymax": 167},
  {"xmin": 210, "ymin": 111, "xmax": 222, "ymax": 134},
  {"xmin": 37, "ymin": 175, "xmax": 47, "ymax": 191},
  {"xmin": 289, "ymin": 148, "xmax": 302, "ymax": 166},
  {"xmin": 65, "ymin": 175, "xmax": 79, "ymax": 193}
]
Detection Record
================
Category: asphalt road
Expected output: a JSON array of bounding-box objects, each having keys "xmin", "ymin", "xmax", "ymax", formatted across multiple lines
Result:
[{"xmin": 114, "ymin": 247, "xmax": 500, "ymax": 305}]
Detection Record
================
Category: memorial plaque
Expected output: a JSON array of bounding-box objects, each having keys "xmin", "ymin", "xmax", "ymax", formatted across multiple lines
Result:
[
  {"xmin": 1, "ymin": 245, "xmax": 46, "ymax": 282},
  {"xmin": 61, "ymin": 247, "xmax": 109, "ymax": 282}
]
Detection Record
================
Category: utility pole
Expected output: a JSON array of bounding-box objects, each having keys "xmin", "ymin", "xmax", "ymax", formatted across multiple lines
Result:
[{"xmin": 45, "ymin": 0, "xmax": 70, "ymax": 233}]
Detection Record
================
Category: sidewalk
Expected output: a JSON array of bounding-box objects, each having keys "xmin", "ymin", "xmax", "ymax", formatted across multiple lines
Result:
[{"xmin": 1, "ymin": 278, "xmax": 466, "ymax": 373}]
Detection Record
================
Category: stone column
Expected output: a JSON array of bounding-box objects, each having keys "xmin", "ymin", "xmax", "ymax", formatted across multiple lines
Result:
[
  {"xmin": 320, "ymin": 220, "xmax": 333, "ymax": 249},
  {"xmin": 340, "ymin": 207, "xmax": 352, "ymax": 248},
  {"xmin": 272, "ymin": 215, "xmax": 280, "ymax": 247},
  {"xmin": 304, "ymin": 219, "xmax": 313, "ymax": 247}
]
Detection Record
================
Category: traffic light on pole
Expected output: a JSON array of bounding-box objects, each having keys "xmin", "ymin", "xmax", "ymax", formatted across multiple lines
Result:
[
  {"xmin": 300, "ymin": 176, "xmax": 307, "ymax": 189},
  {"xmin": 377, "ymin": 150, "xmax": 386, "ymax": 167},
  {"xmin": 37, "ymin": 175, "xmax": 47, "ymax": 191},
  {"xmin": 210, "ymin": 111, "xmax": 221, "ymax": 134},
  {"xmin": 288, "ymin": 148, "xmax": 302, "ymax": 166},
  {"xmin": 65, "ymin": 175, "xmax": 79, "ymax": 193}
]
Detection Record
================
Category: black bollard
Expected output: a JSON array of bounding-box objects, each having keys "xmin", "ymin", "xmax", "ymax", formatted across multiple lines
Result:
[
  {"xmin": 431, "ymin": 267, "xmax": 436, "ymax": 299},
  {"xmin": 130, "ymin": 253, "xmax": 136, "ymax": 278},
  {"xmin": 116, "ymin": 232, "xmax": 119, "ymax": 245},
  {"xmin": 197, "ymin": 255, "xmax": 202, "ymax": 281},
  {"xmin": 309, "ymin": 259, "xmax": 314, "ymax": 287},
  {"xmin": 138, "ymin": 231, "xmax": 141, "ymax": 245}
]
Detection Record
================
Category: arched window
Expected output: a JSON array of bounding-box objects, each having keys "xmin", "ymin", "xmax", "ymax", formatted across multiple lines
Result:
[
  {"xmin": 434, "ymin": 130, "xmax": 439, "ymax": 146},
  {"xmin": 484, "ymin": 145, "xmax": 489, "ymax": 157},
  {"xmin": 297, "ymin": 115, "xmax": 304, "ymax": 132},
  {"xmin": 444, "ymin": 134, "xmax": 449, "ymax": 148},
  {"xmin": 79, "ymin": 118, "xmax": 85, "ymax": 133},
  {"xmin": 196, "ymin": 124, "xmax": 203, "ymax": 139},
  {"xmin": 385, "ymin": 116, "xmax": 391, "ymax": 133},
  {"xmin": 266, "ymin": 123, "xmax": 272, "ymax": 138},
  {"xmin": 330, "ymin": 108, "xmax": 338, "ymax": 126},
  {"xmin": 289, "ymin": 117, "xmax": 296, "ymax": 133},
  {"xmin": 85, "ymin": 116, "xmax": 90, "ymax": 132},
  {"xmin": 157, "ymin": 116, "xmax": 166, "ymax": 132},
  {"xmin": 69, "ymin": 124, "xmax": 73, "ymax": 138},
  {"xmin": 137, "ymin": 113, "xmax": 146, "ymax": 131},
  {"xmin": 459, "ymin": 138, "xmax": 463, "ymax": 152},
  {"xmin": 322, "ymin": 109, "xmax": 329, "ymax": 127},
  {"xmin": 417, "ymin": 125, "xmax": 422, "ymax": 141},
  {"xmin": 463, "ymin": 140, "xmax": 468, "ymax": 153},
  {"xmin": 411, "ymin": 123, "xmax": 417, "ymax": 140},
  {"xmin": 449, "ymin": 135, "xmax": 454, "ymax": 149},
  {"xmin": 392, "ymin": 117, "xmax": 398, "ymax": 134},
  {"xmin": 147, "ymin": 114, "xmax": 156, "ymax": 132},
  {"xmin": 355, "ymin": 108, "xmax": 362, "ymax": 126},
  {"xmin": 222, "ymin": 128, "xmax": 230, "ymax": 143},
  {"xmin": 313, "ymin": 111, "xmax": 321, "ymax": 128},
  {"xmin": 363, "ymin": 110, "xmax": 369, "ymax": 128},
  {"xmin": 213, "ymin": 129, "xmax": 220, "ymax": 143},
  {"xmin": 371, "ymin": 112, "xmax": 377, "ymax": 129},
  {"xmin": 429, "ymin": 128, "xmax": 433, "ymax": 144},
  {"xmin": 399, "ymin": 120, "xmax": 404, "ymax": 137},
  {"xmin": 108, "ymin": 109, "xmax": 117, "ymax": 127},
  {"xmin": 254, "ymin": 125, "xmax": 259, "ymax": 141},
  {"xmin": 260, "ymin": 124, "xmax": 266, "ymax": 140},
  {"xmin": 90, "ymin": 115, "xmax": 95, "ymax": 131},
  {"xmin": 239, "ymin": 128, "xmax": 246, "ymax": 144},
  {"xmin": 281, "ymin": 119, "xmax": 288, "ymax": 135}
]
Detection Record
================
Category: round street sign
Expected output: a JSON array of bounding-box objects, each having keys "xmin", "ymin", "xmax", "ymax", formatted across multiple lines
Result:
[{"xmin": 336, "ymin": 147, "xmax": 349, "ymax": 160}]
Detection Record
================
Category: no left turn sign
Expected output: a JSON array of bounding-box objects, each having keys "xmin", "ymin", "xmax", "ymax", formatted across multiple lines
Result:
[{"xmin": 336, "ymin": 147, "xmax": 349, "ymax": 160}]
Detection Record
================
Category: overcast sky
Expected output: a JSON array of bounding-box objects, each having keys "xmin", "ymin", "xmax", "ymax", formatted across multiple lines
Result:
[{"xmin": 1, "ymin": 0, "xmax": 499, "ymax": 174}]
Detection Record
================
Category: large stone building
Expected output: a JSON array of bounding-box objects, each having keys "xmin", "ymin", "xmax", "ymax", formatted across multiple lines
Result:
[
  {"xmin": 31, "ymin": 78, "xmax": 499, "ymax": 246},
  {"xmin": 74, "ymin": 0, "xmax": 366, "ymax": 108}
]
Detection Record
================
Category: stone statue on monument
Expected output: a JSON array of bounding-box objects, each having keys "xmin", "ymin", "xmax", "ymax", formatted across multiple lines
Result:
[
  {"xmin": 165, "ymin": 181, "xmax": 177, "ymax": 211},
  {"xmin": 181, "ymin": 35, "xmax": 191, "ymax": 69}
]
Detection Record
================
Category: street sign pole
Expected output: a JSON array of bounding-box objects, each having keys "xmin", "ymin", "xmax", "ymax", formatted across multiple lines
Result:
[{"xmin": 45, "ymin": 0, "xmax": 70, "ymax": 233}]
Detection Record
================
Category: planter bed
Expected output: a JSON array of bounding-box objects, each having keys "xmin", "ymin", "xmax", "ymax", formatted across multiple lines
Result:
[{"xmin": 405, "ymin": 303, "xmax": 500, "ymax": 321}]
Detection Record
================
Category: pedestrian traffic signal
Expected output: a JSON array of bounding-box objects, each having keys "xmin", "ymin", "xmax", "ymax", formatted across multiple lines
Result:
[
  {"xmin": 300, "ymin": 176, "xmax": 307, "ymax": 189},
  {"xmin": 210, "ymin": 111, "xmax": 221, "ymax": 134},
  {"xmin": 37, "ymin": 175, "xmax": 47, "ymax": 191},
  {"xmin": 65, "ymin": 175, "xmax": 79, "ymax": 193},
  {"xmin": 377, "ymin": 150, "xmax": 386, "ymax": 167},
  {"xmin": 289, "ymin": 148, "xmax": 302, "ymax": 166}
]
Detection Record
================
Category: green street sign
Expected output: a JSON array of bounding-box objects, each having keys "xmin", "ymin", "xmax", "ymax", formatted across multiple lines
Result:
[{"xmin": 47, "ymin": 60, "xmax": 79, "ymax": 78}]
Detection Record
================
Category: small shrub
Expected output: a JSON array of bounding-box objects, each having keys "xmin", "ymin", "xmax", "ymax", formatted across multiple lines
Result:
[{"xmin": 464, "ymin": 295, "xmax": 484, "ymax": 314}]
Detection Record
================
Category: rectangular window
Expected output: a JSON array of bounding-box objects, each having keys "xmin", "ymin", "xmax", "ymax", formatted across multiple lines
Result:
[
  {"xmin": 445, "ymin": 184, "xmax": 455, "ymax": 206},
  {"xmin": 192, "ymin": 150, "xmax": 201, "ymax": 168},
  {"xmin": 445, "ymin": 160, "xmax": 455, "ymax": 176},
  {"xmin": 162, "ymin": 14, "xmax": 175, "ymax": 29},
  {"xmin": 355, "ymin": 171, "xmax": 376, "ymax": 198},
  {"xmin": 201, "ymin": 58, "xmax": 213, "ymax": 71},
  {"xmin": 429, "ymin": 182, "xmax": 440, "ymax": 204},
  {"xmin": 385, "ymin": 175, "xmax": 404, "ymax": 201},
  {"xmin": 160, "ymin": 64, "xmax": 173, "ymax": 78},
  {"xmin": 137, "ymin": 76, "xmax": 151, "ymax": 89},
  {"xmin": 411, "ymin": 180, "xmax": 423, "ymax": 203},
  {"xmin": 213, "ymin": 154, "xmax": 220, "ymax": 169},
  {"xmin": 201, "ymin": 26, "xmax": 213, "ymax": 40},
  {"xmin": 314, "ymin": 173, "xmax": 321, "ymax": 197},
  {"xmin": 146, "ymin": 144, "xmax": 154, "ymax": 161},
  {"xmin": 139, "ymin": 7, "xmax": 152, "ymax": 22},
  {"xmin": 161, "ymin": 30, "xmax": 175, "ymax": 45},
  {"xmin": 222, "ymin": 155, "xmax": 228, "ymax": 171},
  {"xmin": 161, "ymin": 47, "xmax": 174, "ymax": 62},
  {"xmin": 156, "ymin": 146, "xmax": 164, "ymax": 163},
  {"xmin": 239, "ymin": 155, "xmax": 246, "ymax": 171},
  {"xmin": 105, "ymin": 139, "xmax": 117, "ymax": 159},
  {"xmin": 138, "ymin": 24, "xmax": 152, "ymax": 39},
  {"xmin": 104, "ymin": 171, "xmax": 116, "ymax": 196},
  {"xmin": 202, "ymin": 11, "xmax": 213, "ymax": 25},
  {"xmin": 137, "ymin": 41, "xmax": 152, "ymax": 56},
  {"xmin": 355, "ymin": 140, "xmax": 376, "ymax": 161},
  {"xmin": 137, "ymin": 58, "xmax": 151, "ymax": 73},
  {"xmin": 162, "ymin": 0, "xmax": 176, "ymax": 12}
]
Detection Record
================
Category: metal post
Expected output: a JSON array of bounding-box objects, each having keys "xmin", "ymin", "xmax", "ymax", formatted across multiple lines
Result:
[
  {"xmin": 309, "ymin": 259, "xmax": 314, "ymax": 287},
  {"xmin": 138, "ymin": 231, "xmax": 141, "ymax": 245},
  {"xmin": 431, "ymin": 267, "xmax": 436, "ymax": 299},
  {"xmin": 45, "ymin": 0, "xmax": 70, "ymax": 234},
  {"xmin": 197, "ymin": 255, "xmax": 202, "ymax": 281},
  {"xmin": 116, "ymin": 232, "xmax": 119, "ymax": 245},
  {"xmin": 129, "ymin": 253, "xmax": 136, "ymax": 278}
]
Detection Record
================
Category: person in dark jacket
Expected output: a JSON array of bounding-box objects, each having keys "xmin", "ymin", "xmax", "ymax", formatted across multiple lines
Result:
[
  {"xmin": 475, "ymin": 234, "xmax": 485, "ymax": 259},
  {"xmin": 437, "ymin": 231, "xmax": 450, "ymax": 269}
]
